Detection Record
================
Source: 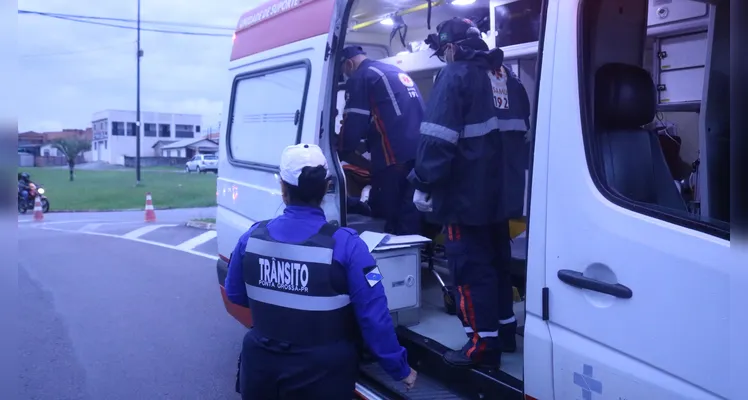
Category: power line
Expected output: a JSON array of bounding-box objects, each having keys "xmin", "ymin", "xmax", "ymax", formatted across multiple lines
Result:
[
  {"xmin": 21, "ymin": 40, "xmax": 136, "ymax": 58},
  {"xmin": 18, "ymin": 10, "xmax": 235, "ymax": 30},
  {"xmin": 24, "ymin": 12, "xmax": 233, "ymax": 37},
  {"xmin": 18, "ymin": 10, "xmax": 233, "ymax": 37}
]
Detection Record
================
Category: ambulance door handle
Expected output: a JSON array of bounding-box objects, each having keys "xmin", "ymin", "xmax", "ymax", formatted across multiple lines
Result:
[{"xmin": 557, "ymin": 270, "xmax": 633, "ymax": 299}]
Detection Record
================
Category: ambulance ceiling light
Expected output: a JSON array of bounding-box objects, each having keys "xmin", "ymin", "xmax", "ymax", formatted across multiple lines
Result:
[
  {"xmin": 380, "ymin": 17, "xmax": 395, "ymax": 25},
  {"xmin": 450, "ymin": 0, "xmax": 476, "ymax": 5}
]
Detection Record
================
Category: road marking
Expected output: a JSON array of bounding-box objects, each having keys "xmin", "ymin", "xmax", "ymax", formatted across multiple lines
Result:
[
  {"xmin": 18, "ymin": 219, "xmax": 105, "ymax": 226},
  {"xmin": 37, "ymin": 226, "xmax": 218, "ymax": 261},
  {"xmin": 175, "ymin": 230, "xmax": 217, "ymax": 251},
  {"xmin": 122, "ymin": 224, "xmax": 176, "ymax": 239},
  {"xmin": 79, "ymin": 223, "xmax": 103, "ymax": 232}
]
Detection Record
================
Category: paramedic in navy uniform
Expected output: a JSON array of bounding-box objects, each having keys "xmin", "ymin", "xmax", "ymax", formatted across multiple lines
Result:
[
  {"xmin": 338, "ymin": 45, "xmax": 424, "ymax": 235},
  {"xmin": 224, "ymin": 143, "xmax": 418, "ymax": 399},
  {"xmin": 409, "ymin": 18, "xmax": 531, "ymax": 369}
]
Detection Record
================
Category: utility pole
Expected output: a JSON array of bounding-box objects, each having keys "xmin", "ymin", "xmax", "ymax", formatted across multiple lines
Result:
[
  {"xmin": 135, "ymin": 0, "xmax": 143, "ymax": 184},
  {"xmin": 217, "ymin": 112, "xmax": 222, "ymax": 136}
]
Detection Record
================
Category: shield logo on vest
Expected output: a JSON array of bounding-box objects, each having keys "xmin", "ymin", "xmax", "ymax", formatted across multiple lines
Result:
[{"xmin": 398, "ymin": 73, "xmax": 414, "ymax": 88}]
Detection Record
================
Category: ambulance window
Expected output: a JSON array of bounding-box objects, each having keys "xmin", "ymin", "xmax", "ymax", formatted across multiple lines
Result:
[
  {"xmin": 578, "ymin": 0, "xmax": 731, "ymax": 239},
  {"xmin": 493, "ymin": 0, "xmax": 543, "ymax": 48},
  {"xmin": 227, "ymin": 64, "xmax": 309, "ymax": 168}
]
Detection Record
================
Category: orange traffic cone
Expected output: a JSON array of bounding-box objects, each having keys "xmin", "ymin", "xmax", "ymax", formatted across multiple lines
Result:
[
  {"xmin": 33, "ymin": 196, "xmax": 44, "ymax": 222},
  {"xmin": 144, "ymin": 192, "xmax": 156, "ymax": 222}
]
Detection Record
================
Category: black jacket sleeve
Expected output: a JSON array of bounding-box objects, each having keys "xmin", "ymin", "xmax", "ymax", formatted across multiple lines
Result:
[{"xmin": 408, "ymin": 65, "xmax": 465, "ymax": 192}]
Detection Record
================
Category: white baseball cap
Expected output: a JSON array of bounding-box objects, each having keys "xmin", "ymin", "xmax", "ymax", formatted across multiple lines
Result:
[{"xmin": 279, "ymin": 143, "xmax": 330, "ymax": 186}]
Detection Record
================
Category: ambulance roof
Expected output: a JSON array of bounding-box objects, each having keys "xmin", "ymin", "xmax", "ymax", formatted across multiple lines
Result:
[{"xmin": 231, "ymin": 0, "xmax": 335, "ymax": 61}]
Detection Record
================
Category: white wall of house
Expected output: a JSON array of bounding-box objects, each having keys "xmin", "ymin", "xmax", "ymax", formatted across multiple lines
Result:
[
  {"xmin": 90, "ymin": 110, "xmax": 203, "ymax": 165},
  {"xmin": 39, "ymin": 144, "xmax": 60, "ymax": 157},
  {"xmin": 161, "ymin": 148, "xmax": 186, "ymax": 157}
]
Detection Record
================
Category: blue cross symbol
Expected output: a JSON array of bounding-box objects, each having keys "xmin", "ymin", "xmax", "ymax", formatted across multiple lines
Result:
[{"xmin": 573, "ymin": 364, "xmax": 603, "ymax": 400}]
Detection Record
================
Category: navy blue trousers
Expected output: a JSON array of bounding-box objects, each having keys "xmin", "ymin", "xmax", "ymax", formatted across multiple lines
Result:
[
  {"xmin": 368, "ymin": 161, "xmax": 421, "ymax": 235},
  {"xmin": 443, "ymin": 222, "xmax": 514, "ymax": 362},
  {"xmin": 239, "ymin": 331, "xmax": 359, "ymax": 400}
]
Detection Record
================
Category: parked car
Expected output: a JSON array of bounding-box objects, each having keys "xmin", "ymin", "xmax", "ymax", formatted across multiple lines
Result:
[{"xmin": 185, "ymin": 154, "xmax": 218, "ymax": 174}]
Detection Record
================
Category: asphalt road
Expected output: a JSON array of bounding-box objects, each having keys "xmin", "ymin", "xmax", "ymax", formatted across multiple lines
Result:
[{"xmin": 18, "ymin": 209, "xmax": 246, "ymax": 400}]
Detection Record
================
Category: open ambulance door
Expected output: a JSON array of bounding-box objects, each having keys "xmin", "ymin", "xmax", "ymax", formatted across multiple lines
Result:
[
  {"xmin": 534, "ymin": 1, "xmax": 733, "ymax": 399},
  {"xmin": 217, "ymin": 0, "xmax": 342, "ymax": 242},
  {"xmin": 216, "ymin": 0, "xmax": 343, "ymax": 324}
]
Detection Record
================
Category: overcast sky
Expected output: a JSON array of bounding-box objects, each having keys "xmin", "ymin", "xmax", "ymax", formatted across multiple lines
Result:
[{"xmin": 18, "ymin": 0, "xmax": 262, "ymax": 133}]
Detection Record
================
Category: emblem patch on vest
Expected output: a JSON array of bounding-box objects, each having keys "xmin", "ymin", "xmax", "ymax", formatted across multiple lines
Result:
[
  {"xmin": 489, "ymin": 68, "xmax": 510, "ymax": 110},
  {"xmin": 363, "ymin": 265, "xmax": 384, "ymax": 287}
]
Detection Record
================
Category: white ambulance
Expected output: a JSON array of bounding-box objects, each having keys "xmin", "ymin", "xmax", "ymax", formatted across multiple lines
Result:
[{"xmin": 215, "ymin": 0, "xmax": 743, "ymax": 399}]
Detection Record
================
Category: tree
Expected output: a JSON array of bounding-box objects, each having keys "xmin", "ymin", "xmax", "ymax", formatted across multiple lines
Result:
[{"xmin": 52, "ymin": 138, "xmax": 91, "ymax": 182}]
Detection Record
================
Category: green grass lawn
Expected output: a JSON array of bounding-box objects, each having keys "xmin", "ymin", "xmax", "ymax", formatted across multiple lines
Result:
[{"xmin": 20, "ymin": 167, "xmax": 217, "ymax": 211}]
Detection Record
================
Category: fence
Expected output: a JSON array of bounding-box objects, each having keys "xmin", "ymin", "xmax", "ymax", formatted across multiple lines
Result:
[
  {"xmin": 34, "ymin": 155, "xmax": 85, "ymax": 167},
  {"xmin": 18, "ymin": 153, "xmax": 34, "ymax": 167},
  {"xmin": 123, "ymin": 156, "xmax": 189, "ymax": 168}
]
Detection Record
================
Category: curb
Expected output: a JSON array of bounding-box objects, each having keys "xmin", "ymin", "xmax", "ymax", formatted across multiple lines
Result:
[
  {"xmin": 45, "ymin": 206, "xmax": 217, "ymax": 213},
  {"xmin": 186, "ymin": 221, "xmax": 216, "ymax": 230}
]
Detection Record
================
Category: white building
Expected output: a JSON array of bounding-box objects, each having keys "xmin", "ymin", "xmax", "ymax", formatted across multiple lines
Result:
[
  {"xmin": 91, "ymin": 110, "xmax": 203, "ymax": 165},
  {"xmin": 155, "ymin": 137, "xmax": 219, "ymax": 157}
]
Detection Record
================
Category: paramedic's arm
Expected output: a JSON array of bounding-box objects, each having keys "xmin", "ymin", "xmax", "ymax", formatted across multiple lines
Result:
[
  {"xmin": 513, "ymin": 73, "xmax": 532, "ymax": 135},
  {"xmin": 343, "ymin": 232, "xmax": 411, "ymax": 381},
  {"xmin": 338, "ymin": 76, "xmax": 372, "ymax": 171},
  {"xmin": 224, "ymin": 223, "xmax": 260, "ymax": 307},
  {"xmin": 408, "ymin": 67, "xmax": 464, "ymax": 192}
]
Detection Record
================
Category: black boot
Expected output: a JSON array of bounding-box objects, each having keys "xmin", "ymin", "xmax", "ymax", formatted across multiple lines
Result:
[
  {"xmin": 443, "ymin": 340, "xmax": 501, "ymax": 369},
  {"xmin": 500, "ymin": 320, "xmax": 518, "ymax": 353}
]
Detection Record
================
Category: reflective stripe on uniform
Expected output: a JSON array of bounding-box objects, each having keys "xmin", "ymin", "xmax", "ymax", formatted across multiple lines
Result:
[
  {"xmin": 344, "ymin": 108, "xmax": 371, "ymax": 116},
  {"xmin": 244, "ymin": 237, "xmax": 333, "ymax": 265},
  {"xmin": 421, "ymin": 117, "xmax": 528, "ymax": 145},
  {"xmin": 464, "ymin": 116, "xmax": 528, "ymax": 139},
  {"xmin": 463, "ymin": 326, "xmax": 499, "ymax": 337},
  {"xmin": 421, "ymin": 122, "xmax": 460, "ymax": 143},
  {"xmin": 368, "ymin": 66, "xmax": 402, "ymax": 116},
  {"xmin": 245, "ymin": 283, "xmax": 351, "ymax": 311}
]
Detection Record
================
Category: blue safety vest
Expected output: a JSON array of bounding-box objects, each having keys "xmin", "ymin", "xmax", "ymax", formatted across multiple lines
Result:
[{"xmin": 241, "ymin": 221, "xmax": 357, "ymax": 346}]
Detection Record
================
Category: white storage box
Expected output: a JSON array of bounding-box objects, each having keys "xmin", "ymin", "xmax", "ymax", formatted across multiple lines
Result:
[
  {"xmin": 647, "ymin": 0, "xmax": 708, "ymax": 27},
  {"xmin": 659, "ymin": 32, "xmax": 708, "ymax": 70},
  {"xmin": 360, "ymin": 232, "xmax": 431, "ymax": 314},
  {"xmin": 656, "ymin": 32, "xmax": 708, "ymax": 104}
]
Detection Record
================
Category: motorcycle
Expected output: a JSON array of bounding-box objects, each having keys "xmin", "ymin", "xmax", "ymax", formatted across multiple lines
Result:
[{"xmin": 18, "ymin": 182, "xmax": 51, "ymax": 214}]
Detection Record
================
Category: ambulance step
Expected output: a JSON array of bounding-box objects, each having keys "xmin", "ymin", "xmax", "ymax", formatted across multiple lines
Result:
[{"xmin": 359, "ymin": 363, "xmax": 467, "ymax": 400}]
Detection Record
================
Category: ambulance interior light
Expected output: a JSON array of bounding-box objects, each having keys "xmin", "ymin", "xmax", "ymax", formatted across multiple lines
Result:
[{"xmin": 450, "ymin": 0, "xmax": 477, "ymax": 5}]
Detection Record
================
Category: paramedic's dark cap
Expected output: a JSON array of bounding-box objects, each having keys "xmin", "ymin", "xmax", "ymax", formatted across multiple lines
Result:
[
  {"xmin": 340, "ymin": 45, "xmax": 366, "ymax": 62},
  {"xmin": 425, "ymin": 17, "xmax": 482, "ymax": 56},
  {"xmin": 279, "ymin": 143, "xmax": 330, "ymax": 186}
]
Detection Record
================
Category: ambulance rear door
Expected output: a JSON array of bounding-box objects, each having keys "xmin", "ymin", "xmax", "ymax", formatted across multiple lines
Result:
[{"xmin": 217, "ymin": 0, "xmax": 343, "ymax": 261}]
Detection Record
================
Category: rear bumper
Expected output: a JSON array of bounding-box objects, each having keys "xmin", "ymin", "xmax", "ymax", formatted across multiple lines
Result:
[{"xmin": 216, "ymin": 258, "xmax": 253, "ymax": 328}]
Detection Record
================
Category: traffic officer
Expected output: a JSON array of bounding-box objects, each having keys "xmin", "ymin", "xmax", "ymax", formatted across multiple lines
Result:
[
  {"xmin": 338, "ymin": 45, "xmax": 424, "ymax": 235},
  {"xmin": 224, "ymin": 143, "xmax": 418, "ymax": 399},
  {"xmin": 409, "ymin": 18, "xmax": 531, "ymax": 368}
]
